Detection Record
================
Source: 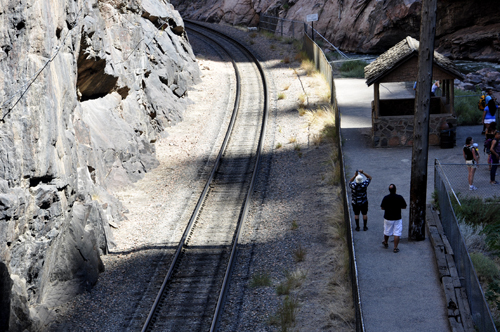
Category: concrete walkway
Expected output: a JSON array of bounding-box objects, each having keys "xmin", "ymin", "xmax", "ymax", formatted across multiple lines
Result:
[{"xmin": 336, "ymin": 78, "xmax": 481, "ymax": 332}]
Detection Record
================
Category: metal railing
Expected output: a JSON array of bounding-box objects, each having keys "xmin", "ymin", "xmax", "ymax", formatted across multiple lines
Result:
[
  {"xmin": 259, "ymin": 14, "xmax": 348, "ymax": 60},
  {"xmin": 435, "ymin": 159, "xmax": 497, "ymax": 332},
  {"xmin": 258, "ymin": 14, "xmax": 304, "ymax": 39}
]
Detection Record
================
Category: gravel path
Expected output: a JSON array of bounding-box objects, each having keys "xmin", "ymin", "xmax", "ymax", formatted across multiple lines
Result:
[{"xmin": 48, "ymin": 23, "xmax": 354, "ymax": 332}]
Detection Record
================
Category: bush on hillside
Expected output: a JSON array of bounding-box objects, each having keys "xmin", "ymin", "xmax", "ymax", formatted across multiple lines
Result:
[
  {"xmin": 338, "ymin": 60, "xmax": 367, "ymax": 78},
  {"xmin": 454, "ymin": 88, "xmax": 483, "ymax": 125}
]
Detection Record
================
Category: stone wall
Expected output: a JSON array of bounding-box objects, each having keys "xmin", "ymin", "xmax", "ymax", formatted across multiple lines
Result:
[{"xmin": 373, "ymin": 114, "xmax": 456, "ymax": 148}]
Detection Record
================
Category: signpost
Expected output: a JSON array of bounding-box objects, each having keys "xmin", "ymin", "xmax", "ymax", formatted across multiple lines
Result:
[{"xmin": 306, "ymin": 14, "xmax": 318, "ymax": 41}]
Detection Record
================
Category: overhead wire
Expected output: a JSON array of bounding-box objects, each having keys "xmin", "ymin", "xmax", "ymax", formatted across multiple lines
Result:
[
  {"xmin": 1, "ymin": 5, "xmax": 85, "ymax": 122},
  {"xmin": 0, "ymin": 5, "xmax": 169, "ymax": 122}
]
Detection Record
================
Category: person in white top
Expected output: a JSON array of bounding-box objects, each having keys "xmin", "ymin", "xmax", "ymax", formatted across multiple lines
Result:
[{"xmin": 431, "ymin": 80, "xmax": 440, "ymax": 96}]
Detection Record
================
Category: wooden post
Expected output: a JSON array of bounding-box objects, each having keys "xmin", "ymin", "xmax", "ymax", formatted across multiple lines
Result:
[
  {"xmin": 409, "ymin": 0, "xmax": 438, "ymax": 241},
  {"xmin": 374, "ymin": 83, "xmax": 380, "ymax": 118}
]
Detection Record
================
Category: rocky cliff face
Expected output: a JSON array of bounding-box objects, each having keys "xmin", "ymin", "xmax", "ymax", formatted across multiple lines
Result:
[
  {"xmin": 0, "ymin": 0, "xmax": 199, "ymax": 330},
  {"xmin": 171, "ymin": 0, "xmax": 500, "ymax": 62}
]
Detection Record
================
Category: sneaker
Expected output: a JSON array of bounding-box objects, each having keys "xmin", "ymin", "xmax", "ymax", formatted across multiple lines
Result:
[
  {"xmin": 470, "ymin": 185, "xmax": 478, "ymax": 190},
  {"xmin": 491, "ymin": 181, "xmax": 499, "ymax": 185}
]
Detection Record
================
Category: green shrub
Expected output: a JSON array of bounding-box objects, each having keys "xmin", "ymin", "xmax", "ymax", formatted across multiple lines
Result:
[
  {"xmin": 452, "ymin": 194, "xmax": 500, "ymax": 226},
  {"xmin": 338, "ymin": 60, "xmax": 367, "ymax": 78},
  {"xmin": 250, "ymin": 271, "xmax": 272, "ymax": 287},
  {"xmin": 470, "ymin": 252, "xmax": 499, "ymax": 282},
  {"xmin": 431, "ymin": 190, "xmax": 440, "ymax": 211},
  {"xmin": 483, "ymin": 222, "xmax": 500, "ymax": 254},
  {"xmin": 454, "ymin": 88, "xmax": 482, "ymax": 125}
]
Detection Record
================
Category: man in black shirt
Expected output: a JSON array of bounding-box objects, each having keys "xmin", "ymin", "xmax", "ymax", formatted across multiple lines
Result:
[{"xmin": 380, "ymin": 184, "xmax": 407, "ymax": 253}]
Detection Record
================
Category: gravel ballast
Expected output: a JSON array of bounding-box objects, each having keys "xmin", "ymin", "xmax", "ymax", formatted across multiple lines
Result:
[{"xmin": 49, "ymin": 23, "xmax": 354, "ymax": 332}]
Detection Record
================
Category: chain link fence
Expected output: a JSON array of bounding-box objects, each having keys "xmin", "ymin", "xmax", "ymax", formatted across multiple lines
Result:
[
  {"xmin": 435, "ymin": 160, "xmax": 497, "ymax": 331},
  {"xmin": 436, "ymin": 161, "xmax": 500, "ymax": 205}
]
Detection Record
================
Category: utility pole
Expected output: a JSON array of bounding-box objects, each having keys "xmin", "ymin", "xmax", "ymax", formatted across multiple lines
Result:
[{"xmin": 409, "ymin": 0, "xmax": 437, "ymax": 241}]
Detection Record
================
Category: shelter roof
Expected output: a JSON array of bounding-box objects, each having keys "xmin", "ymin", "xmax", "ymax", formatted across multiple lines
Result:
[{"xmin": 364, "ymin": 36, "xmax": 464, "ymax": 86}]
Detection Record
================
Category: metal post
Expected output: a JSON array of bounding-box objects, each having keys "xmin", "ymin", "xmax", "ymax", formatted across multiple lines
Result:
[
  {"xmin": 311, "ymin": 22, "xmax": 314, "ymax": 41},
  {"xmin": 280, "ymin": 19, "xmax": 283, "ymax": 37}
]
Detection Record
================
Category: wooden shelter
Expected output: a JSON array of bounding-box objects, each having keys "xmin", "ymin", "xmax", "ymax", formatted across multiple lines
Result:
[{"xmin": 364, "ymin": 36, "xmax": 465, "ymax": 147}]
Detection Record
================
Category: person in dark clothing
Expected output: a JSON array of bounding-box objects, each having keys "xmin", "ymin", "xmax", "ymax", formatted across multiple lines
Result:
[
  {"xmin": 380, "ymin": 184, "xmax": 407, "ymax": 253},
  {"xmin": 349, "ymin": 169, "xmax": 372, "ymax": 231},
  {"xmin": 490, "ymin": 131, "xmax": 500, "ymax": 185},
  {"xmin": 463, "ymin": 136, "xmax": 479, "ymax": 190}
]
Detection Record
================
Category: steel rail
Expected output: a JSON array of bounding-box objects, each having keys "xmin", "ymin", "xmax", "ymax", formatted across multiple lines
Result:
[
  {"xmin": 140, "ymin": 25, "xmax": 243, "ymax": 332},
  {"xmin": 183, "ymin": 21, "xmax": 270, "ymax": 332}
]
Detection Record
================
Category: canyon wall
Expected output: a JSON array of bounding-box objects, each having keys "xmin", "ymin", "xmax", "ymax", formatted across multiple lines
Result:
[
  {"xmin": 0, "ymin": 0, "xmax": 199, "ymax": 330},
  {"xmin": 171, "ymin": 0, "xmax": 500, "ymax": 62}
]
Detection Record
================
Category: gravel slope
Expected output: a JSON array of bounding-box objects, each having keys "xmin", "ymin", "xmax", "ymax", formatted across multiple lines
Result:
[{"xmin": 48, "ymin": 23, "xmax": 354, "ymax": 332}]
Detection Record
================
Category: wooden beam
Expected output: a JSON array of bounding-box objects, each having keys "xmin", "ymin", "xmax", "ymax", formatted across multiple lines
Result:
[{"xmin": 409, "ymin": 0, "xmax": 438, "ymax": 241}]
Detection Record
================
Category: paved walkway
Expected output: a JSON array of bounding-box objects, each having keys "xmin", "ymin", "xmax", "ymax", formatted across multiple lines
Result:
[{"xmin": 336, "ymin": 78, "xmax": 485, "ymax": 332}]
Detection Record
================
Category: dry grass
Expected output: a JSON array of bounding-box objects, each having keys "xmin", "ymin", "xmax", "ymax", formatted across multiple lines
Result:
[
  {"xmin": 301, "ymin": 59, "xmax": 316, "ymax": 76},
  {"xmin": 305, "ymin": 106, "xmax": 336, "ymax": 146},
  {"xmin": 298, "ymin": 94, "xmax": 307, "ymax": 108},
  {"xmin": 276, "ymin": 142, "xmax": 283, "ymax": 149},
  {"xmin": 269, "ymin": 295, "xmax": 300, "ymax": 331},
  {"xmin": 249, "ymin": 31, "xmax": 257, "ymax": 38},
  {"xmin": 326, "ymin": 203, "xmax": 355, "ymax": 329},
  {"xmin": 288, "ymin": 136, "xmax": 297, "ymax": 144},
  {"xmin": 278, "ymin": 92, "xmax": 286, "ymax": 100},
  {"xmin": 283, "ymin": 84, "xmax": 290, "ymax": 91},
  {"xmin": 283, "ymin": 56, "xmax": 291, "ymax": 64},
  {"xmin": 276, "ymin": 269, "xmax": 307, "ymax": 296},
  {"xmin": 293, "ymin": 244, "xmax": 306, "ymax": 262},
  {"xmin": 294, "ymin": 50, "xmax": 308, "ymax": 62}
]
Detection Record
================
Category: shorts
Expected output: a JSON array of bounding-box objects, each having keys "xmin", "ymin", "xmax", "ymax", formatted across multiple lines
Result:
[
  {"xmin": 466, "ymin": 160, "xmax": 477, "ymax": 168},
  {"xmin": 352, "ymin": 202, "xmax": 368, "ymax": 215},
  {"xmin": 485, "ymin": 118, "xmax": 495, "ymax": 124},
  {"xmin": 384, "ymin": 219, "xmax": 403, "ymax": 237}
]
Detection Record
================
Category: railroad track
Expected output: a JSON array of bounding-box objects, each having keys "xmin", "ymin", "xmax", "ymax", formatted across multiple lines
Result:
[{"xmin": 140, "ymin": 22, "xmax": 269, "ymax": 332}]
